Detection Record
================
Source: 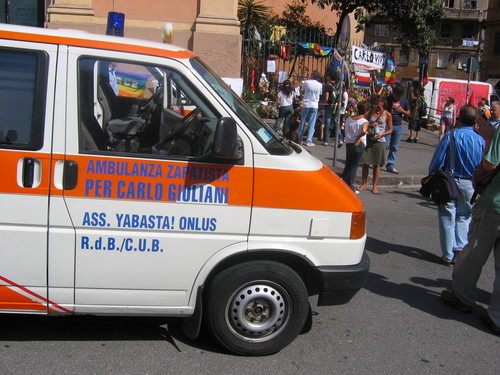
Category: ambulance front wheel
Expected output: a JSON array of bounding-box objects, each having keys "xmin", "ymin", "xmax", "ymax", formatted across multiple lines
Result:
[{"xmin": 205, "ymin": 260, "xmax": 310, "ymax": 356}]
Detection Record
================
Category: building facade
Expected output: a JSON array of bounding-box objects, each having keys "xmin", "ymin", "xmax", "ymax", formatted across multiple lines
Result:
[
  {"xmin": 45, "ymin": 0, "xmax": 242, "ymax": 78},
  {"xmin": 363, "ymin": 0, "xmax": 490, "ymax": 83},
  {"xmin": 2, "ymin": 1, "xmax": 367, "ymax": 80},
  {"xmin": 482, "ymin": 0, "xmax": 500, "ymax": 89},
  {"xmin": 19, "ymin": 1, "xmax": 500, "ymax": 86}
]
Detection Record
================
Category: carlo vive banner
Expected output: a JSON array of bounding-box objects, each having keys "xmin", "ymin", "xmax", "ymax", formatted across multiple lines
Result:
[{"xmin": 351, "ymin": 46, "xmax": 386, "ymax": 71}]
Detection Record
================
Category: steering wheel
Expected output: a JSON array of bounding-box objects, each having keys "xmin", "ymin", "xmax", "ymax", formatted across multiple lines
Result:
[{"xmin": 157, "ymin": 108, "xmax": 200, "ymax": 146}]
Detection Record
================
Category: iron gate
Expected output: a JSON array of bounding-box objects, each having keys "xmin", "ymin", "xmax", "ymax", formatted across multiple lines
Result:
[{"xmin": 241, "ymin": 30, "xmax": 336, "ymax": 101}]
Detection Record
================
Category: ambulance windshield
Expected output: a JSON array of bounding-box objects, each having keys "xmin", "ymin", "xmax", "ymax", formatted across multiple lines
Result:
[{"xmin": 190, "ymin": 58, "xmax": 291, "ymax": 155}]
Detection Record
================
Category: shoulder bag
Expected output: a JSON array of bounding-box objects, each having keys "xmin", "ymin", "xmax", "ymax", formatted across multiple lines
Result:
[{"xmin": 420, "ymin": 131, "xmax": 460, "ymax": 205}]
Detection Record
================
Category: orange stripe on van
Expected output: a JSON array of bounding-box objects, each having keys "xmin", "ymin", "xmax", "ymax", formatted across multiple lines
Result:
[
  {"xmin": 254, "ymin": 165, "xmax": 364, "ymax": 212},
  {"xmin": 1, "ymin": 150, "xmax": 362, "ymax": 212},
  {"xmin": 0, "ymin": 30, "xmax": 196, "ymax": 60},
  {"xmin": 0, "ymin": 150, "xmax": 51, "ymax": 196},
  {"xmin": 0, "ymin": 285, "xmax": 47, "ymax": 311},
  {"xmin": 61, "ymin": 155, "xmax": 254, "ymax": 206},
  {"xmin": 0, "ymin": 275, "xmax": 72, "ymax": 313}
]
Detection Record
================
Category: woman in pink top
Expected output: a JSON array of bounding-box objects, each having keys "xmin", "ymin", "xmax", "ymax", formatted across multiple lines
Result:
[{"xmin": 439, "ymin": 97, "xmax": 456, "ymax": 140}]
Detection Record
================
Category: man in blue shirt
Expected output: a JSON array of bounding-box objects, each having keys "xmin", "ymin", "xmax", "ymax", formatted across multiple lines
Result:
[
  {"xmin": 441, "ymin": 116, "xmax": 500, "ymax": 334},
  {"xmin": 385, "ymin": 84, "xmax": 411, "ymax": 174},
  {"xmin": 429, "ymin": 105, "xmax": 485, "ymax": 266}
]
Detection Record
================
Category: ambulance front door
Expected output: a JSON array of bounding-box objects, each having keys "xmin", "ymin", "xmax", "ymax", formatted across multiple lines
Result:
[{"xmin": 62, "ymin": 48, "xmax": 253, "ymax": 313}]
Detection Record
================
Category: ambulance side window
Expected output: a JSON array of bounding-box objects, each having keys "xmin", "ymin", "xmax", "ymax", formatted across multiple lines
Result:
[
  {"xmin": 0, "ymin": 49, "xmax": 46, "ymax": 150},
  {"xmin": 78, "ymin": 57, "xmax": 221, "ymax": 160}
]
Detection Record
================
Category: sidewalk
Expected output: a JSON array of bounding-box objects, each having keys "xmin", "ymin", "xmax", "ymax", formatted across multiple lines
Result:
[{"xmin": 305, "ymin": 125, "xmax": 440, "ymax": 187}]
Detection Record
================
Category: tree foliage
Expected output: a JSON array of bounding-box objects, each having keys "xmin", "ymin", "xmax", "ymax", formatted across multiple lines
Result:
[
  {"xmin": 238, "ymin": 0, "xmax": 332, "ymax": 43},
  {"xmin": 302, "ymin": 1, "xmax": 382, "ymax": 45},
  {"xmin": 274, "ymin": 0, "xmax": 332, "ymax": 43},
  {"xmin": 375, "ymin": 1, "xmax": 444, "ymax": 56},
  {"xmin": 238, "ymin": 0, "xmax": 271, "ymax": 39},
  {"xmin": 303, "ymin": 0, "xmax": 444, "ymax": 55}
]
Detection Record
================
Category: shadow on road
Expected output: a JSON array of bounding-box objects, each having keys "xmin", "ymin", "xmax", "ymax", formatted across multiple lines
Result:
[
  {"xmin": 0, "ymin": 308, "xmax": 317, "ymax": 356},
  {"xmin": 363, "ymin": 235, "xmax": 494, "ymax": 335},
  {"xmin": 0, "ymin": 314, "xmax": 226, "ymax": 353},
  {"xmin": 387, "ymin": 189, "xmax": 439, "ymax": 209},
  {"xmin": 365, "ymin": 236, "xmax": 442, "ymax": 264},
  {"xmin": 363, "ymin": 272, "xmax": 492, "ymax": 334}
]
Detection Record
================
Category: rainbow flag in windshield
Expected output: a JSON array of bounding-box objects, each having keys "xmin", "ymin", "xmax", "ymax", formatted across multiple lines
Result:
[{"xmin": 115, "ymin": 70, "xmax": 150, "ymax": 98}]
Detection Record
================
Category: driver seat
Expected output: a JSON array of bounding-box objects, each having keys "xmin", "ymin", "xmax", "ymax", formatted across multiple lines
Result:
[{"xmin": 97, "ymin": 66, "xmax": 145, "ymax": 152}]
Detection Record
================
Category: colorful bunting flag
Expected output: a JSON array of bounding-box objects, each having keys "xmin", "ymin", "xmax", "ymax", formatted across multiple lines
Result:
[
  {"xmin": 330, "ymin": 49, "xmax": 349, "ymax": 82},
  {"xmin": 297, "ymin": 43, "xmax": 333, "ymax": 57},
  {"xmin": 355, "ymin": 71, "xmax": 371, "ymax": 87},
  {"xmin": 468, "ymin": 91, "xmax": 475, "ymax": 106},
  {"xmin": 384, "ymin": 58, "xmax": 396, "ymax": 84},
  {"xmin": 420, "ymin": 59, "xmax": 429, "ymax": 87}
]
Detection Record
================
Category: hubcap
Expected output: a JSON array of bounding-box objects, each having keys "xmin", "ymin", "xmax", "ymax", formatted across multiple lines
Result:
[{"xmin": 226, "ymin": 283, "xmax": 289, "ymax": 342}]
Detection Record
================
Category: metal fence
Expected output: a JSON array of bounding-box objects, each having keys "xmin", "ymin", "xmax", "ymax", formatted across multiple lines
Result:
[{"xmin": 241, "ymin": 29, "xmax": 336, "ymax": 101}]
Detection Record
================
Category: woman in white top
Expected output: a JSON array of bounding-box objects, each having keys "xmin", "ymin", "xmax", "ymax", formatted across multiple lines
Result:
[
  {"xmin": 439, "ymin": 96, "xmax": 456, "ymax": 140},
  {"xmin": 274, "ymin": 80, "xmax": 295, "ymax": 134},
  {"xmin": 342, "ymin": 100, "xmax": 370, "ymax": 192}
]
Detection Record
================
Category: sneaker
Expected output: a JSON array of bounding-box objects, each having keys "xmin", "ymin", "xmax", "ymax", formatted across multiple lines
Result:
[
  {"xmin": 386, "ymin": 168, "xmax": 399, "ymax": 174},
  {"xmin": 323, "ymin": 142, "xmax": 328, "ymax": 146},
  {"xmin": 413, "ymin": 138, "xmax": 418, "ymax": 143},
  {"xmin": 441, "ymin": 258, "xmax": 454, "ymax": 267},
  {"xmin": 405, "ymin": 137, "xmax": 413, "ymax": 142},
  {"xmin": 305, "ymin": 142, "xmax": 315, "ymax": 147},
  {"xmin": 355, "ymin": 189, "xmax": 360, "ymax": 194},
  {"xmin": 337, "ymin": 141, "xmax": 344, "ymax": 148},
  {"xmin": 481, "ymin": 311, "xmax": 500, "ymax": 334},
  {"xmin": 440, "ymin": 290, "xmax": 473, "ymax": 313}
]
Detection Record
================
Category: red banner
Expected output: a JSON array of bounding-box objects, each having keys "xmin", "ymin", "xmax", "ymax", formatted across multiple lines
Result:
[{"xmin": 437, "ymin": 81, "xmax": 489, "ymax": 114}]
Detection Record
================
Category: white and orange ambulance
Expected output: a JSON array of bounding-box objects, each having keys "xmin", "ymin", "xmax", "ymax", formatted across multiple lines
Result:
[{"xmin": 0, "ymin": 24, "xmax": 368, "ymax": 355}]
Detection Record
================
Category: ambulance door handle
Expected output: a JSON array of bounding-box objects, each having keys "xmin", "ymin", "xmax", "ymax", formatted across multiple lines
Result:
[
  {"xmin": 63, "ymin": 160, "xmax": 78, "ymax": 190},
  {"xmin": 22, "ymin": 157, "xmax": 36, "ymax": 188}
]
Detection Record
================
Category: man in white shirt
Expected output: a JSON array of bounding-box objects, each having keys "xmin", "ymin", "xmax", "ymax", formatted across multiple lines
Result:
[
  {"xmin": 297, "ymin": 70, "xmax": 323, "ymax": 146},
  {"xmin": 489, "ymin": 101, "xmax": 500, "ymax": 129},
  {"xmin": 108, "ymin": 62, "xmax": 119, "ymax": 96}
]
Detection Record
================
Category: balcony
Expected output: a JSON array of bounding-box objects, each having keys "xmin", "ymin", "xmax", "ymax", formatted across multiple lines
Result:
[
  {"xmin": 443, "ymin": 8, "xmax": 486, "ymax": 21},
  {"xmin": 437, "ymin": 38, "xmax": 482, "ymax": 50}
]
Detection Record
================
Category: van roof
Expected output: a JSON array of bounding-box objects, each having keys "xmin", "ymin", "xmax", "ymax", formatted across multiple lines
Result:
[
  {"xmin": 0, "ymin": 23, "xmax": 196, "ymax": 59},
  {"xmin": 426, "ymin": 77, "xmax": 490, "ymax": 85}
]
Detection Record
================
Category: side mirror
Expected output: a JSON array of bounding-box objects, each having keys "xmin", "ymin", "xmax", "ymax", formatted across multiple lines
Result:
[{"xmin": 212, "ymin": 117, "xmax": 242, "ymax": 160}]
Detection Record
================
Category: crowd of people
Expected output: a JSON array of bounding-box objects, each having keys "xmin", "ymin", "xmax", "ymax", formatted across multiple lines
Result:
[
  {"xmin": 272, "ymin": 70, "xmax": 432, "ymax": 194},
  {"xmin": 273, "ymin": 69, "xmax": 350, "ymax": 147}
]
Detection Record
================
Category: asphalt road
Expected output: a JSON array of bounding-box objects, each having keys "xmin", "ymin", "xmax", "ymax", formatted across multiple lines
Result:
[{"xmin": 0, "ymin": 186, "xmax": 498, "ymax": 375}]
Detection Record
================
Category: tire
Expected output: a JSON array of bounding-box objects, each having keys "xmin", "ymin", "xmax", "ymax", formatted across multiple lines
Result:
[{"xmin": 205, "ymin": 260, "xmax": 310, "ymax": 356}]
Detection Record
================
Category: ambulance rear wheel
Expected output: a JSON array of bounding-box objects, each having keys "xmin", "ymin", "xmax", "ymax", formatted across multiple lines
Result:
[{"xmin": 205, "ymin": 261, "xmax": 309, "ymax": 356}]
